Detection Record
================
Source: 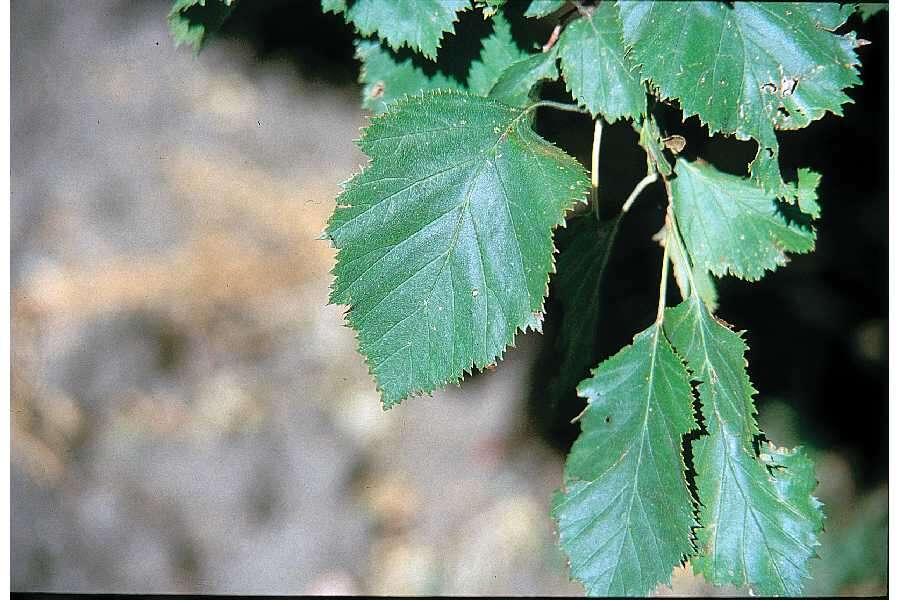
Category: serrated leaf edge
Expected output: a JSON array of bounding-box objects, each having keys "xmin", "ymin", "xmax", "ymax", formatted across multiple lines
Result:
[{"xmin": 325, "ymin": 89, "xmax": 590, "ymax": 408}]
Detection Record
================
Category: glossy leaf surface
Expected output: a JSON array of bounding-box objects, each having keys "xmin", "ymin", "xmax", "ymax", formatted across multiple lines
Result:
[
  {"xmin": 666, "ymin": 295, "xmax": 824, "ymax": 596},
  {"xmin": 553, "ymin": 324, "xmax": 696, "ymax": 596},
  {"xmin": 672, "ymin": 159, "xmax": 815, "ymax": 281},
  {"xmin": 327, "ymin": 91, "xmax": 589, "ymax": 407},
  {"xmin": 620, "ymin": 2, "xmax": 860, "ymax": 194}
]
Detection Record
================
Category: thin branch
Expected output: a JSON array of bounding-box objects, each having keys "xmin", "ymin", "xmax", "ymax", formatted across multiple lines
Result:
[
  {"xmin": 667, "ymin": 205, "xmax": 699, "ymax": 296},
  {"xmin": 655, "ymin": 218, "xmax": 672, "ymax": 325},
  {"xmin": 527, "ymin": 100, "xmax": 589, "ymax": 114},
  {"xmin": 591, "ymin": 119, "xmax": 603, "ymax": 216},
  {"xmin": 570, "ymin": 404, "xmax": 589, "ymax": 424},
  {"xmin": 542, "ymin": 24, "xmax": 563, "ymax": 52},
  {"xmin": 543, "ymin": 2, "xmax": 583, "ymax": 52},
  {"xmin": 621, "ymin": 172, "xmax": 658, "ymax": 213}
]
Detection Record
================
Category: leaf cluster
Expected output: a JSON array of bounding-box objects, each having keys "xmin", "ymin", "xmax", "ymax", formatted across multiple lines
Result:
[{"xmin": 171, "ymin": 1, "xmax": 874, "ymax": 595}]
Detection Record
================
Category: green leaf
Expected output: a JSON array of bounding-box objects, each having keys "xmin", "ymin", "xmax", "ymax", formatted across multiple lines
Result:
[
  {"xmin": 321, "ymin": 0, "xmax": 346, "ymax": 15},
  {"xmin": 552, "ymin": 323, "xmax": 697, "ymax": 596},
  {"xmin": 857, "ymin": 2, "xmax": 887, "ymax": 21},
  {"xmin": 489, "ymin": 50, "xmax": 559, "ymax": 107},
  {"xmin": 558, "ymin": 3, "xmax": 645, "ymax": 121},
  {"xmin": 355, "ymin": 40, "xmax": 461, "ymax": 114},
  {"xmin": 524, "ymin": 0, "xmax": 566, "ymax": 19},
  {"xmin": 619, "ymin": 2, "xmax": 861, "ymax": 194},
  {"xmin": 795, "ymin": 168, "xmax": 822, "ymax": 219},
  {"xmin": 671, "ymin": 158, "xmax": 815, "ymax": 281},
  {"xmin": 168, "ymin": 0, "xmax": 237, "ymax": 52},
  {"xmin": 334, "ymin": 0, "xmax": 470, "ymax": 60},
  {"xmin": 665, "ymin": 295, "xmax": 824, "ymax": 596},
  {"xmin": 546, "ymin": 214, "xmax": 619, "ymax": 405},
  {"xmin": 468, "ymin": 14, "xmax": 528, "ymax": 95},
  {"xmin": 326, "ymin": 91, "xmax": 589, "ymax": 407}
]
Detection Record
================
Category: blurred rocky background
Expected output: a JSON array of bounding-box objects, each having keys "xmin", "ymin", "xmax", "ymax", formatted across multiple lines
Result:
[{"xmin": 11, "ymin": 0, "xmax": 887, "ymax": 595}]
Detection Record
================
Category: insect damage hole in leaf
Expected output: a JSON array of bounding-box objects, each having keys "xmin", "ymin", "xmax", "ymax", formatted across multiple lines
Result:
[
  {"xmin": 619, "ymin": 1, "xmax": 861, "ymax": 196},
  {"xmin": 664, "ymin": 293, "xmax": 824, "ymax": 596}
]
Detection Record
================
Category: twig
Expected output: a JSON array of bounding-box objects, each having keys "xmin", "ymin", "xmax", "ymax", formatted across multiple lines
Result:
[
  {"xmin": 527, "ymin": 100, "xmax": 589, "ymax": 114},
  {"xmin": 621, "ymin": 172, "xmax": 658, "ymax": 213},
  {"xmin": 591, "ymin": 119, "xmax": 603, "ymax": 216},
  {"xmin": 655, "ymin": 217, "xmax": 672, "ymax": 325},
  {"xmin": 542, "ymin": 24, "xmax": 562, "ymax": 52},
  {"xmin": 570, "ymin": 404, "xmax": 589, "ymax": 424},
  {"xmin": 542, "ymin": 3, "xmax": 583, "ymax": 52}
]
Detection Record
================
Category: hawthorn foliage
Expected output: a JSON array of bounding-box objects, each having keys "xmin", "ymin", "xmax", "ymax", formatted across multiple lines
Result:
[{"xmin": 172, "ymin": 1, "xmax": 880, "ymax": 595}]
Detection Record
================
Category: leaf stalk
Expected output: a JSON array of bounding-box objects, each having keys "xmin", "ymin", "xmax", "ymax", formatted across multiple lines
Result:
[
  {"xmin": 621, "ymin": 172, "xmax": 658, "ymax": 213},
  {"xmin": 591, "ymin": 119, "xmax": 603, "ymax": 217}
]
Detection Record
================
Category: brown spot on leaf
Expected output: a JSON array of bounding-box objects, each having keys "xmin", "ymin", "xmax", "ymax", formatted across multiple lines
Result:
[{"xmin": 369, "ymin": 81, "xmax": 385, "ymax": 99}]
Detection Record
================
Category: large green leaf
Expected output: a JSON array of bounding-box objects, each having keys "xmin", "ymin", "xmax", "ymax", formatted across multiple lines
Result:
[
  {"xmin": 552, "ymin": 323, "xmax": 697, "ymax": 596},
  {"xmin": 665, "ymin": 295, "xmax": 824, "ymax": 596},
  {"xmin": 355, "ymin": 40, "xmax": 460, "ymax": 114},
  {"xmin": 168, "ymin": 0, "xmax": 237, "ymax": 52},
  {"xmin": 671, "ymin": 159, "xmax": 815, "ymax": 281},
  {"xmin": 326, "ymin": 91, "xmax": 589, "ymax": 407},
  {"xmin": 468, "ymin": 14, "xmax": 527, "ymax": 95},
  {"xmin": 327, "ymin": 0, "xmax": 470, "ymax": 60},
  {"xmin": 619, "ymin": 2, "xmax": 861, "ymax": 194},
  {"xmin": 558, "ymin": 3, "xmax": 645, "ymax": 121}
]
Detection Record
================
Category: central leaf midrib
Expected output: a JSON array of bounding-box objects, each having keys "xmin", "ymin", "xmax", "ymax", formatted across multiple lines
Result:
[{"xmin": 606, "ymin": 326, "xmax": 666, "ymax": 593}]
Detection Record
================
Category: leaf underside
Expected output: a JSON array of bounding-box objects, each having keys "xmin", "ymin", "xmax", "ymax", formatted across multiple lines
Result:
[
  {"xmin": 619, "ymin": 1, "xmax": 860, "ymax": 195},
  {"xmin": 553, "ymin": 324, "xmax": 696, "ymax": 596},
  {"xmin": 665, "ymin": 295, "xmax": 824, "ymax": 596},
  {"xmin": 326, "ymin": 91, "xmax": 589, "ymax": 407},
  {"xmin": 489, "ymin": 50, "xmax": 560, "ymax": 108},
  {"xmin": 667, "ymin": 224, "xmax": 719, "ymax": 312}
]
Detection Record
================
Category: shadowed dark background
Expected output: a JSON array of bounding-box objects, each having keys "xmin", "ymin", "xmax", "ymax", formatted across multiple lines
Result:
[
  {"xmin": 218, "ymin": 0, "xmax": 887, "ymax": 483},
  {"xmin": 219, "ymin": 0, "xmax": 887, "ymax": 475}
]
